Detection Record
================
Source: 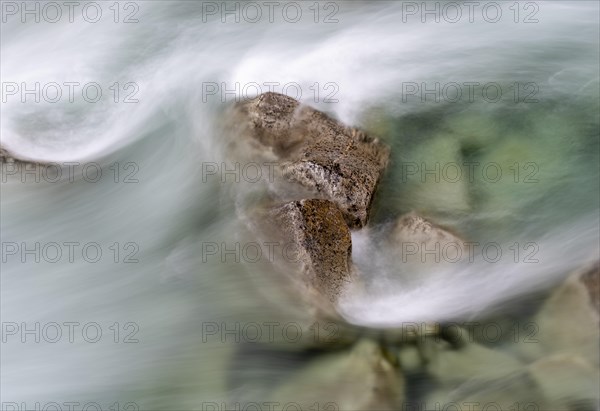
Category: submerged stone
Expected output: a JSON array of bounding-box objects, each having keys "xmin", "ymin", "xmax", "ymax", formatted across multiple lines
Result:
[
  {"xmin": 399, "ymin": 136, "xmax": 471, "ymax": 217},
  {"xmin": 529, "ymin": 354, "xmax": 600, "ymax": 408},
  {"xmin": 578, "ymin": 261, "xmax": 600, "ymax": 315},
  {"xmin": 389, "ymin": 212, "xmax": 466, "ymax": 265},
  {"xmin": 427, "ymin": 350, "xmax": 599, "ymax": 410},
  {"xmin": 426, "ymin": 340, "xmax": 523, "ymax": 385},
  {"xmin": 269, "ymin": 339, "xmax": 404, "ymax": 410},
  {"xmin": 522, "ymin": 262, "xmax": 600, "ymax": 366},
  {"xmin": 228, "ymin": 92, "xmax": 390, "ymax": 228}
]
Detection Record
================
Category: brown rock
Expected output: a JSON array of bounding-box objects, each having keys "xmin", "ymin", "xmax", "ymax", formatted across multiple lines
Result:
[
  {"xmin": 262, "ymin": 198, "xmax": 355, "ymax": 303},
  {"xmin": 229, "ymin": 92, "xmax": 390, "ymax": 228},
  {"xmin": 230, "ymin": 91, "xmax": 308, "ymax": 157}
]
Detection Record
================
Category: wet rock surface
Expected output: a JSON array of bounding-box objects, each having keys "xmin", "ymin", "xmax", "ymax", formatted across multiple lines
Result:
[
  {"xmin": 229, "ymin": 92, "xmax": 390, "ymax": 228},
  {"xmin": 226, "ymin": 93, "xmax": 389, "ymax": 310},
  {"xmin": 263, "ymin": 198, "xmax": 356, "ymax": 304}
]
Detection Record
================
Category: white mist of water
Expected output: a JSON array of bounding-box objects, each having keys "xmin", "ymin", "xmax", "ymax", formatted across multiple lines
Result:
[
  {"xmin": 341, "ymin": 213, "xmax": 600, "ymax": 327},
  {"xmin": 1, "ymin": 1, "xmax": 599, "ymax": 408},
  {"xmin": 1, "ymin": 1, "xmax": 598, "ymax": 160}
]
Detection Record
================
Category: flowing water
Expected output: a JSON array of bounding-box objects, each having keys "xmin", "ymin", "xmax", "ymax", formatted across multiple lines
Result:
[{"xmin": 1, "ymin": 1, "xmax": 599, "ymax": 409}]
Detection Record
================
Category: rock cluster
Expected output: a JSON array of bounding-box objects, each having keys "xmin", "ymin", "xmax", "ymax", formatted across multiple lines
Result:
[
  {"xmin": 229, "ymin": 92, "xmax": 390, "ymax": 305},
  {"xmin": 224, "ymin": 93, "xmax": 407, "ymax": 407},
  {"xmin": 229, "ymin": 92, "xmax": 390, "ymax": 229},
  {"xmin": 223, "ymin": 92, "xmax": 599, "ymax": 410},
  {"xmin": 228, "ymin": 93, "xmax": 465, "ymax": 306}
]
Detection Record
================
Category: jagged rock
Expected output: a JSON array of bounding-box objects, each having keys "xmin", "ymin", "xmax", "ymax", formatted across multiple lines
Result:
[
  {"xmin": 228, "ymin": 92, "xmax": 390, "ymax": 228},
  {"xmin": 260, "ymin": 198, "xmax": 356, "ymax": 304},
  {"xmin": 389, "ymin": 212, "xmax": 466, "ymax": 266}
]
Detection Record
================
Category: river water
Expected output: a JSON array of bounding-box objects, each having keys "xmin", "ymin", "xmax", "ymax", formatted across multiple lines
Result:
[{"xmin": 1, "ymin": 1, "xmax": 599, "ymax": 409}]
